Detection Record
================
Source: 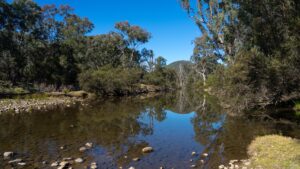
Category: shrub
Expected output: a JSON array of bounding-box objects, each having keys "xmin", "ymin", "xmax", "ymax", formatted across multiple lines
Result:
[{"xmin": 79, "ymin": 66, "xmax": 143, "ymax": 95}]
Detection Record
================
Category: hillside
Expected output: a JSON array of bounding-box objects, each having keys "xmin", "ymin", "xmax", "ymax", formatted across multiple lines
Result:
[{"xmin": 167, "ymin": 60, "xmax": 192, "ymax": 71}]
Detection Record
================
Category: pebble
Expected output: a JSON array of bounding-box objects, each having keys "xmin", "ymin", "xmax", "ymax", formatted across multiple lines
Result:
[
  {"xmin": 191, "ymin": 164, "xmax": 197, "ymax": 168},
  {"xmin": 3, "ymin": 152, "xmax": 14, "ymax": 159},
  {"xmin": 75, "ymin": 158, "xmax": 84, "ymax": 163},
  {"xmin": 200, "ymin": 159, "xmax": 205, "ymax": 163},
  {"xmin": 128, "ymin": 167, "xmax": 135, "ymax": 169},
  {"xmin": 132, "ymin": 158, "xmax": 140, "ymax": 162},
  {"xmin": 90, "ymin": 162, "xmax": 97, "ymax": 169},
  {"xmin": 85, "ymin": 142, "xmax": 93, "ymax": 148},
  {"xmin": 8, "ymin": 159, "xmax": 23, "ymax": 164},
  {"xmin": 18, "ymin": 162, "xmax": 26, "ymax": 166},
  {"xmin": 79, "ymin": 147, "xmax": 87, "ymax": 152},
  {"xmin": 142, "ymin": 147, "xmax": 153, "ymax": 153},
  {"xmin": 202, "ymin": 153, "xmax": 209, "ymax": 157},
  {"xmin": 219, "ymin": 165, "xmax": 225, "ymax": 169},
  {"xmin": 62, "ymin": 157, "xmax": 72, "ymax": 161},
  {"xmin": 191, "ymin": 151, "xmax": 197, "ymax": 156},
  {"xmin": 51, "ymin": 161, "xmax": 59, "ymax": 167}
]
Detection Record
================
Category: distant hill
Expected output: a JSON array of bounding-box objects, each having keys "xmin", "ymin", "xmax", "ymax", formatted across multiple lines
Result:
[{"xmin": 167, "ymin": 60, "xmax": 192, "ymax": 71}]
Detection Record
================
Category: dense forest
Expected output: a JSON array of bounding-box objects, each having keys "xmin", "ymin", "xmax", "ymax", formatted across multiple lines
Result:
[
  {"xmin": 0, "ymin": 0, "xmax": 177, "ymax": 95},
  {"xmin": 181, "ymin": 0, "xmax": 300, "ymax": 113}
]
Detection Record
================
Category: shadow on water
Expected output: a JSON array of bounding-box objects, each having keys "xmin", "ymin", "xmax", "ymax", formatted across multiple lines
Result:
[{"xmin": 0, "ymin": 91, "xmax": 300, "ymax": 168}]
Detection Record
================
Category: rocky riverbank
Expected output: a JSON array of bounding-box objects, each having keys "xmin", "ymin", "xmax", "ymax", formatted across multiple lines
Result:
[{"xmin": 0, "ymin": 91, "xmax": 91, "ymax": 114}]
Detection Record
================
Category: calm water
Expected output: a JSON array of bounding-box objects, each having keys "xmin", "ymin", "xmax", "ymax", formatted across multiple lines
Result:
[{"xmin": 0, "ymin": 92, "xmax": 300, "ymax": 169}]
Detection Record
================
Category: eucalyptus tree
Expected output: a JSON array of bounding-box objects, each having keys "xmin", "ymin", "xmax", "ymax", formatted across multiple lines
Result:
[{"xmin": 115, "ymin": 21, "xmax": 151, "ymax": 68}]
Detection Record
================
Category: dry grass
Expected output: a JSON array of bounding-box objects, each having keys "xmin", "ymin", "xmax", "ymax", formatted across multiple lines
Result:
[{"xmin": 248, "ymin": 135, "xmax": 300, "ymax": 169}]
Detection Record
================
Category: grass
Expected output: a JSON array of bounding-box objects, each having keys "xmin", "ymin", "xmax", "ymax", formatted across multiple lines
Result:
[
  {"xmin": 248, "ymin": 135, "xmax": 300, "ymax": 169},
  {"xmin": 294, "ymin": 101, "xmax": 300, "ymax": 111}
]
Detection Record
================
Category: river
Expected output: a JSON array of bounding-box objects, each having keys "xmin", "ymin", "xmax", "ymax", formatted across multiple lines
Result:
[{"xmin": 0, "ymin": 92, "xmax": 299, "ymax": 169}]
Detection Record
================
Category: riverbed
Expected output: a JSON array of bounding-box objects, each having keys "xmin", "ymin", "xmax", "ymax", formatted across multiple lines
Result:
[{"xmin": 0, "ymin": 93, "xmax": 299, "ymax": 169}]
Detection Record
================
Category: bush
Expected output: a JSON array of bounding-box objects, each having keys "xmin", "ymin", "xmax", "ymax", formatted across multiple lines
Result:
[
  {"xmin": 79, "ymin": 66, "xmax": 143, "ymax": 95},
  {"xmin": 143, "ymin": 68, "xmax": 177, "ymax": 89}
]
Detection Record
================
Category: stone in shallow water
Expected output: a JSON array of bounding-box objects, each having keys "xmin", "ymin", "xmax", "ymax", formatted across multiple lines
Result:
[
  {"xmin": 18, "ymin": 162, "xmax": 26, "ymax": 166},
  {"xmin": 3, "ymin": 152, "xmax": 14, "ymax": 159},
  {"xmin": 202, "ymin": 153, "xmax": 209, "ymax": 157},
  {"xmin": 132, "ymin": 157, "xmax": 140, "ymax": 162},
  {"xmin": 85, "ymin": 142, "xmax": 93, "ymax": 148},
  {"xmin": 191, "ymin": 151, "xmax": 197, "ymax": 156},
  {"xmin": 128, "ymin": 167, "xmax": 135, "ymax": 169},
  {"xmin": 90, "ymin": 162, "xmax": 97, "ymax": 169},
  {"xmin": 142, "ymin": 147, "xmax": 153, "ymax": 153},
  {"xmin": 51, "ymin": 161, "xmax": 59, "ymax": 167},
  {"xmin": 75, "ymin": 158, "xmax": 84, "ymax": 163},
  {"xmin": 190, "ymin": 164, "xmax": 197, "ymax": 168},
  {"xmin": 8, "ymin": 159, "xmax": 22, "ymax": 164},
  {"xmin": 79, "ymin": 147, "xmax": 87, "ymax": 152}
]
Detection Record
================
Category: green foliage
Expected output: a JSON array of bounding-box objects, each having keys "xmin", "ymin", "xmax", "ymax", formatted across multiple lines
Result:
[
  {"xmin": 79, "ymin": 66, "xmax": 143, "ymax": 95},
  {"xmin": 143, "ymin": 68, "xmax": 177, "ymax": 89},
  {"xmin": 0, "ymin": 1, "xmax": 177, "ymax": 95},
  {"xmin": 181, "ymin": 0, "xmax": 300, "ymax": 112}
]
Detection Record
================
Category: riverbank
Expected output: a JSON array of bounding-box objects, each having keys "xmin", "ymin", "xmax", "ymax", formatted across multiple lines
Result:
[
  {"xmin": 219, "ymin": 135, "xmax": 300, "ymax": 169},
  {"xmin": 0, "ymin": 91, "xmax": 92, "ymax": 114}
]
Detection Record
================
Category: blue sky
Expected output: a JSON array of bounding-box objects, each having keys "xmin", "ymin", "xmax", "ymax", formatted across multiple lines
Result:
[{"xmin": 33, "ymin": 0, "xmax": 200, "ymax": 64}]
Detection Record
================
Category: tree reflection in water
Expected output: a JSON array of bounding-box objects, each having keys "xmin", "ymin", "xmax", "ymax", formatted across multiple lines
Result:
[{"xmin": 0, "ymin": 92, "xmax": 299, "ymax": 169}]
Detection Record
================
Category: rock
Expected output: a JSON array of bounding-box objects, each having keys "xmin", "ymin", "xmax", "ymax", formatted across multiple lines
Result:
[
  {"xmin": 51, "ymin": 161, "xmax": 59, "ymax": 167},
  {"xmin": 3, "ymin": 152, "xmax": 14, "ymax": 159},
  {"xmin": 75, "ymin": 158, "xmax": 84, "ymax": 163},
  {"xmin": 85, "ymin": 142, "xmax": 93, "ymax": 148},
  {"xmin": 79, "ymin": 147, "xmax": 87, "ymax": 152},
  {"xmin": 60, "ymin": 146, "xmax": 65, "ymax": 150},
  {"xmin": 62, "ymin": 157, "xmax": 72, "ymax": 161},
  {"xmin": 58, "ymin": 161, "xmax": 70, "ymax": 169},
  {"xmin": 230, "ymin": 160, "xmax": 238, "ymax": 164},
  {"xmin": 202, "ymin": 153, "xmax": 209, "ymax": 157},
  {"xmin": 244, "ymin": 161, "xmax": 251, "ymax": 166},
  {"xmin": 200, "ymin": 159, "xmax": 205, "ymax": 163},
  {"xmin": 18, "ymin": 162, "xmax": 26, "ymax": 166},
  {"xmin": 8, "ymin": 159, "xmax": 23, "ymax": 164},
  {"xmin": 160, "ymin": 167, "xmax": 164, "ymax": 169},
  {"xmin": 142, "ymin": 147, "xmax": 153, "ymax": 153},
  {"xmin": 191, "ymin": 151, "xmax": 197, "ymax": 156},
  {"xmin": 128, "ymin": 167, "xmax": 135, "ymax": 169},
  {"xmin": 191, "ymin": 165, "xmax": 197, "ymax": 168},
  {"xmin": 219, "ymin": 165, "xmax": 225, "ymax": 169},
  {"xmin": 132, "ymin": 157, "xmax": 140, "ymax": 162},
  {"xmin": 90, "ymin": 162, "xmax": 97, "ymax": 169},
  {"xmin": 42, "ymin": 161, "xmax": 48, "ymax": 165}
]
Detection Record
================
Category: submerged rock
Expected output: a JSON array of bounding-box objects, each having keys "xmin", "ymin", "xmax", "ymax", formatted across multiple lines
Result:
[
  {"xmin": 191, "ymin": 151, "xmax": 197, "ymax": 156},
  {"xmin": 142, "ymin": 147, "xmax": 153, "ymax": 153},
  {"xmin": 128, "ymin": 167, "xmax": 135, "ymax": 169},
  {"xmin": 191, "ymin": 164, "xmax": 197, "ymax": 168},
  {"xmin": 132, "ymin": 157, "xmax": 140, "ymax": 162}
]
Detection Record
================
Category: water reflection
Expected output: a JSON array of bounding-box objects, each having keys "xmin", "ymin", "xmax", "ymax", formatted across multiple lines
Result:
[{"xmin": 0, "ymin": 92, "xmax": 299, "ymax": 169}]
